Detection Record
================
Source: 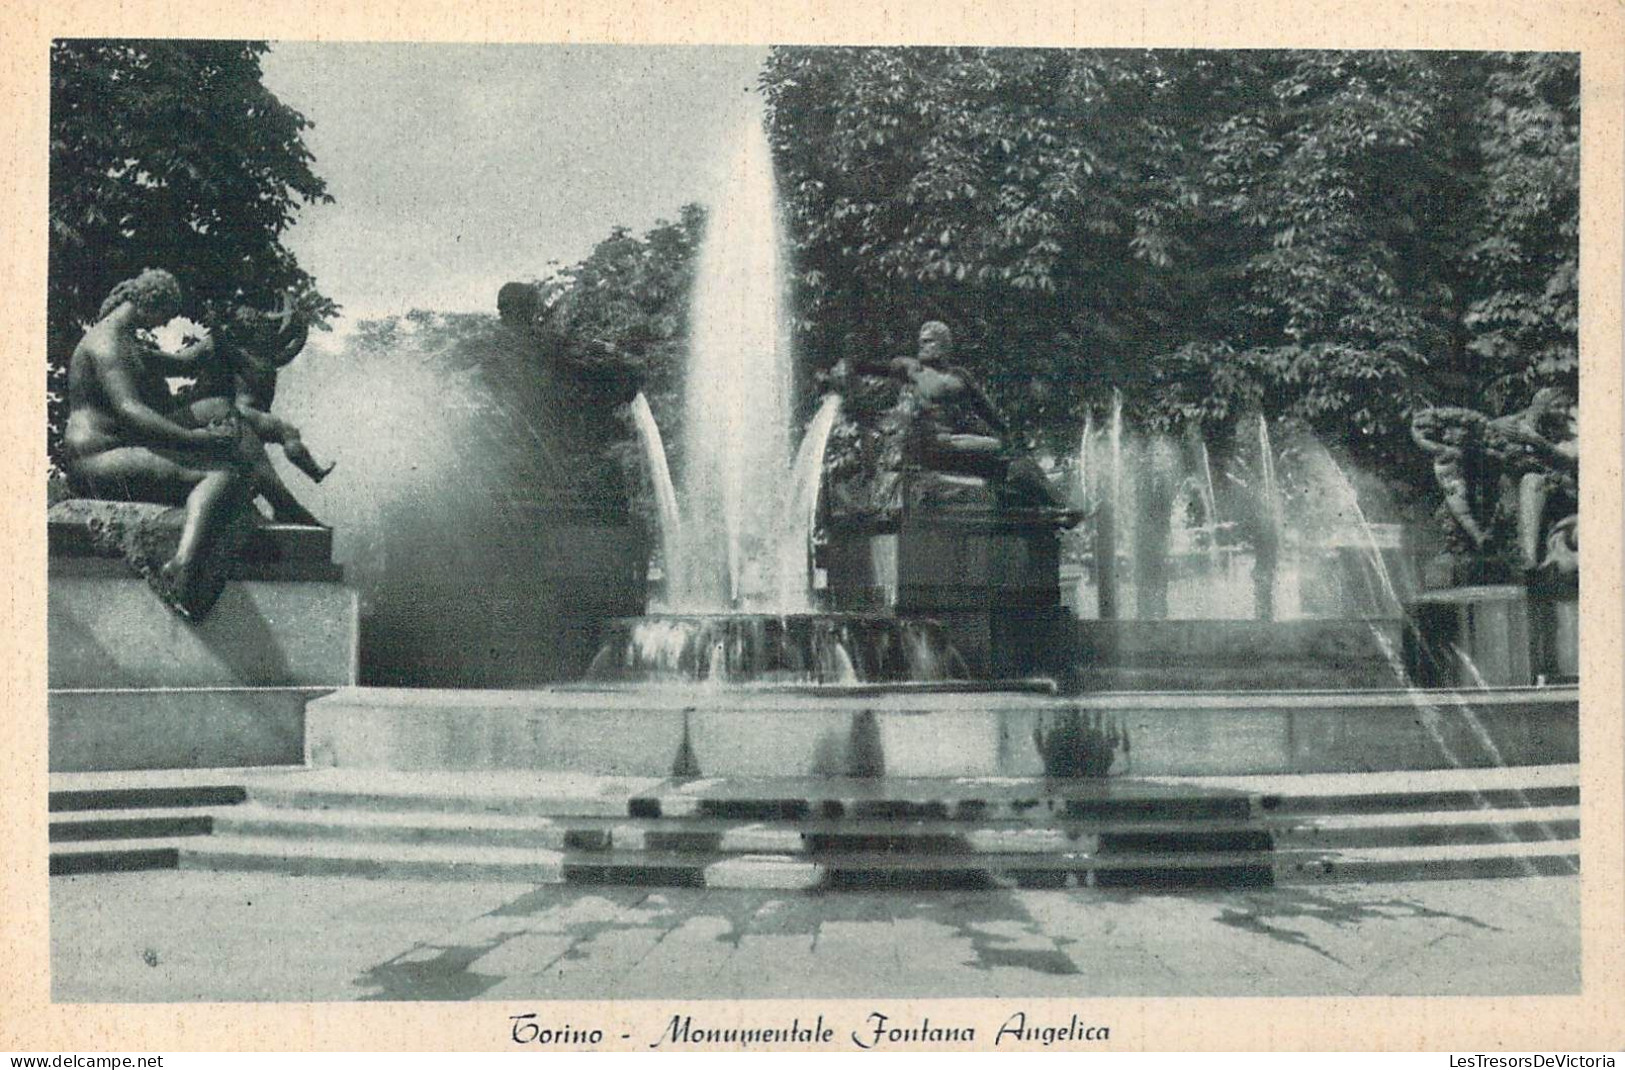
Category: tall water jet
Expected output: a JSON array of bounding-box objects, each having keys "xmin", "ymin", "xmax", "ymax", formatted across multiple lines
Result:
[
  {"xmin": 1076, "ymin": 411, "xmax": 1094, "ymax": 512},
  {"xmin": 1256, "ymin": 414, "xmax": 1285, "ymax": 550},
  {"xmin": 591, "ymin": 104, "xmax": 916, "ymax": 683},
  {"xmin": 1095, "ymin": 389, "xmax": 1124, "ymax": 619},
  {"xmin": 669, "ymin": 100, "xmax": 798, "ymax": 611},
  {"xmin": 1192, "ymin": 430, "xmax": 1222, "ymax": 566},
  {"xmin": 1253, "ymin": 413, "xmax": 1284, "ymax": 620}
]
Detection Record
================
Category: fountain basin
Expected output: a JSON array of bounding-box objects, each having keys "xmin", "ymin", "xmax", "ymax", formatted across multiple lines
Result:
[
  {"xmin": 586, "ymin": 613, "xmax": 969, "ymax": 685},
  {"xmin": 303, "ymin": 684, "xmax": 1578, "ymax": 779}
]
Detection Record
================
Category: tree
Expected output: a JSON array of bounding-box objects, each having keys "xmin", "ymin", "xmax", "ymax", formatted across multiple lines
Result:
[
  {"xmin": 48, "ymin": 40, "xmax": 336, "ymax": 463},
  {"xmin": 1461, "ymin": 52, "xmax": 1579, "ymax": 412},
  {"xmin": 761, "ymin": 47, "xmax": 1580, "ymax": 513},
  {"xmin": 497, "ymin": 205, "xmax": 707, "ymax": 528}
]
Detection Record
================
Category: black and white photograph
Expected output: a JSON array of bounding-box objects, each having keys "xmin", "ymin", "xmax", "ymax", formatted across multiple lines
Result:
[{"xmin": 8, "ymin": 6, "xmax": 1624, "ymax": 1053}]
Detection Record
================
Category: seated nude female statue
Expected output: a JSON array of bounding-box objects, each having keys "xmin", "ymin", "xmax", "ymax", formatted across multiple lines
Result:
[{"xmin": 61, "ymin": 269, "xmax": 286, "ymax": 604}]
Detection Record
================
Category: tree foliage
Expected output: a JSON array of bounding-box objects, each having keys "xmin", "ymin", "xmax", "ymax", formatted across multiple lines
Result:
[
  {"xmin": 531, "ymin": 203, "xmax": 707, "ymax": 440},
  {"xmin": 48, "ymin": 40, "xmax": 336, "ymax": 458},
  {"xmin": 496, "ymin": 206, "xmax": 707, "ymax": 525},
  {"xmin": 761, "ymin": 47, "xmax": 1580, "ymax": 497}
]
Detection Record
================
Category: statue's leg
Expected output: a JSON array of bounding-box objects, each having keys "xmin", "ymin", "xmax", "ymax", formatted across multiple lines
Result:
[
  {"xmin": 1517, "ymin": 472, "xmax": 1549, "ymax": 570},
  {"xmin": 182, "ymin": 399, "xmax": 324, "ymax": 525},
  {"xmin": 1005, "ymin": 456, "xmax": 1068, "ymax": 509},
  {"xmin": 922, "ymin": 434, "xmax": 1005, "ymax": 480},
  {"xmin": 171, "ymin": 467, "xmax": 248, "ymax": 576},
  {"xmin": 181, "ymin": 396, "xmax": 234, "ymax": 427},
  {"xmin": 69, "ymin": 445, "xmax": 219, "ymax": 506},
  {"xmin": 256, "ymin": 473, "xmax": 323, "ymax": 526},
  {"xmin": 242, "ymin": 437, "xmax": 324, "ymax": 526},
  {"xmin": 281, "ymin": 432, "xmax": 336, "ymax": 484},
  {"xmin": 68, "ymin": 445, "xmax": 250, "ymax": 583},
  {"xmin": 1437, "ymin": 455, "xmax": 1489, "ymax": 548}
]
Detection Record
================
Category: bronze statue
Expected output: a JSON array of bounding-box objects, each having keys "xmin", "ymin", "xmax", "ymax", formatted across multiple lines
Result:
[
  {"xmin": 60, "ymin": 271, "xmax": 334, "ymax": 616},
  {"xmin": 495, "ymin": 279, "xmax": 645, "ymax": 521},
  {"xmin": 62, "ymin": 269, "xmax": 261, "ymax": 614},
  {"xmin": 175, "ymin": 293, "xmax": 333, "ymax": 526},
  {"xmin": 1411, "ymin": 387, "xmax": 1578, "ymax": 575},
  {"xmin": 833, "ymin": 321, "xmax": 1071, "ymax": 514}
]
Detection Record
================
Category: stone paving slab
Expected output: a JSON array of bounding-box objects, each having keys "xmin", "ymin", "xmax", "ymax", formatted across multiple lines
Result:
[{"xmin": 50, "ymin": 870, "xmax": 1580, "ymax": 1002}]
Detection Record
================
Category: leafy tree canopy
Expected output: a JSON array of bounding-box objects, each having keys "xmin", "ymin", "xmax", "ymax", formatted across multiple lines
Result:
[
  {"xmin": 761, "ymin": 47, "xmax": 1579, "ymax": 492},
  {"xmin": 48, "ymin": 40, "xmax": 336, "ymax": 459}
]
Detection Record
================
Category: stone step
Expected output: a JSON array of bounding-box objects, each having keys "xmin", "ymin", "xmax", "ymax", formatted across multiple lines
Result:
[
  {"xmin": 50, "ymin": 837, "xmax": 183, "ymax": 875},
  {"xmin": 48, "ymin": 766, "xmax": 302, "ymax": 811},
  {"xmin": 212, "ymin": 801, "xmax": 1579, "ymax": 853},
  {"xmin": 177, "ymin": 835, "xmax": 1580, "ymax": 890},
  {"xmin": 54, "ymin": 764, "xmax": 1582, "ymax": 888},
  {"xmin": 50, "ymin": 807, "xmax": 219, "ymax": 842},
  {"xmin": 46, "ymin": 768, "xmax": 267, "ymax": 874},
  {"xmin": 237, "ymin": 765, "xmax": 1579, "ymax": 821}
]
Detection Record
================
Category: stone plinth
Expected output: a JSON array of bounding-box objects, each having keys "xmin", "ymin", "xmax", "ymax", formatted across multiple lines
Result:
[
  {"xmin": 1405, "ymin": 585, "xmax": 1534, "ymax": 688},
  {"xmin": 825, "ymin": 474, "xmax": 1072, "ymax": 678},
  {"xmin": 49, "ymin": 501, "xmax": 358, "ymax": 772},
  {"xmin": 1526, "ymin": 571, "xmax": 1580, "ymax": 685}
]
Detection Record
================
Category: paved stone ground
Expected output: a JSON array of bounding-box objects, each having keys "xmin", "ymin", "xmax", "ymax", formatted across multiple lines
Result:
[{"xmin": 49, "ymin": 872, "xmax": 1579, "ymax": 1002}]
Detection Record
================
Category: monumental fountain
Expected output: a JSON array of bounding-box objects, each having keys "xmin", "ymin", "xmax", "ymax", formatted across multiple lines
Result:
[
  {"xmin": 46, "ymin": 96, "xmax": 1582, "ymax": 889},
  {"xmin": 588, "ymin": 110, "xmax": 979, "ymax": 686}
]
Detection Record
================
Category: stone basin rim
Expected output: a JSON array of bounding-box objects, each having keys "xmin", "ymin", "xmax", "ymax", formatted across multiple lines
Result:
[
  {"xmin": 612, "ymin": 611, "xmax": 959, "ymax": 623},
  {"xmin": 309, "ymin": 683, "xmax": 1578, "ymax": 712}
]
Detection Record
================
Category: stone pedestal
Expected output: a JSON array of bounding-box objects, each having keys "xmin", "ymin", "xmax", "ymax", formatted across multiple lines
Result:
[
  {"xmin": 825, "ymin": 473, "xmax": 1072, "ymax": 678},
  {"xmin": 1405, "ymin": 585, "xmax": 1532, "ymax": 688},
  {"xmin": 1526, "ymin": 571, "xmax": 1580, "ymax": 684},
  {"xmin": 304, "ymin": 683, "xmax": 1578, "ymax": 778},
  {"xmin": 1406, "ymin": 576, "xmax": 1580, "ymax": 689},
  {"xmin": 48, "ymin": 502, "xmax": 359, "ymax": 771}
]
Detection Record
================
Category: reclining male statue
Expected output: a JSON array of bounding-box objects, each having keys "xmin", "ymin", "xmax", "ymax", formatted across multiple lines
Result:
[{"xmin": 831, "ymin": 320, "xmax": 1076, "ymax": 517}]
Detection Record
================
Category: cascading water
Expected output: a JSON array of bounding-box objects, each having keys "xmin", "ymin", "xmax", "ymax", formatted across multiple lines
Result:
[
  {"xmin": 1076, "ymin": 411, "xmax": 1094, "ymax": 511},
  {"xmin": 1071, "ymin": 400, "xmax": 1413, "ymax": 622},
  {"xmin": 776, "ymin": 394, "xmax": 844, "ymax": 599},
  {"xmin": 627, "ymin": 392, "xmax": 682, "ymax": 585}
]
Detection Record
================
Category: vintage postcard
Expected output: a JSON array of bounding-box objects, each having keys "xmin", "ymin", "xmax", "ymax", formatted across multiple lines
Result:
[{"xmin": 3, "ymin": 0, "xmax": 1622, "ymax": 1054}]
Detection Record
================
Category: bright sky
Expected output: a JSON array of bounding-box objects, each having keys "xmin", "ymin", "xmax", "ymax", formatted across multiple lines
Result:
[{"xmin": 260, "ymin": 43, "xmax": 769, "ymax": 327}]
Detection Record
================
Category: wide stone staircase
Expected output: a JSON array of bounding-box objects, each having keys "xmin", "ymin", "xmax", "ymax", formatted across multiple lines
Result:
[{"xmin": 51, "ymin": 764, "xmax": 1581, "ymax": 890}]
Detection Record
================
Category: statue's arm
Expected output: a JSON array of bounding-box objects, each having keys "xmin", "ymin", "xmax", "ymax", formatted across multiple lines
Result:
[
  {"xmin": 90, "ymin": 345, "xmax": 217, "ymax": 449},
  {"xmin": 276, "ymin": 319, "xmax": 310, "ymax": 367},
  {"xmin": 960, "ymin": 370, "xmax": 1010, "ymax": 435},
  {"xmin": 833, "ymin": 356, "xmax": 911, "ymax": 382}
]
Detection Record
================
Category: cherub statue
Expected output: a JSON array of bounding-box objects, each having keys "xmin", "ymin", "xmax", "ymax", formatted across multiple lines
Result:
[{"xmin": 171, "ymin": 293, "xmax": 335, "ymax": 526}]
